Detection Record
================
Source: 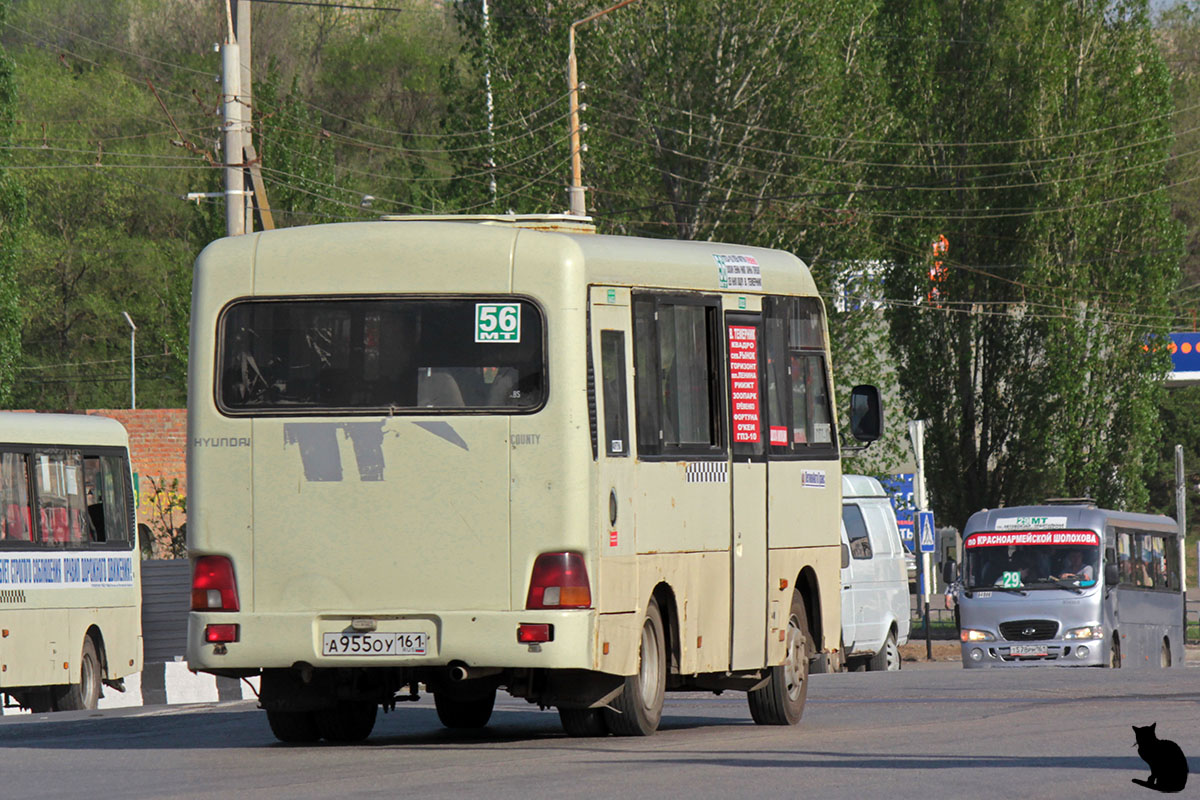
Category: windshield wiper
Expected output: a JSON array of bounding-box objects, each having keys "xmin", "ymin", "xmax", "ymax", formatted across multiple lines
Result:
[{"xmin": 993, "ymin": 586, "xmax": 1028, "ymax": 596}]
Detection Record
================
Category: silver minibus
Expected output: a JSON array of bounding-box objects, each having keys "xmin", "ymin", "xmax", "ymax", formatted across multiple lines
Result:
[{"xmin": 955, "ymin": 503, "xmax": 1183, "ymax": 668}]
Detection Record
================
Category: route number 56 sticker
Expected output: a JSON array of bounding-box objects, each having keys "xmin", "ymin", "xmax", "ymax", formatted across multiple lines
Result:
[{"xmin": 475, "ymin": 303, "xmax": 521, "ymax": 343}]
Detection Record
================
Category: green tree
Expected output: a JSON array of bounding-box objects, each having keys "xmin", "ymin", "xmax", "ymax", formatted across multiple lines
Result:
[
  {"xmin": 0, "ymin": 0, "xmax": 27, "ymax": 406},
  {"xmin": 877, "ymin": 0, "xmax": 1182, "ymax": 528}
]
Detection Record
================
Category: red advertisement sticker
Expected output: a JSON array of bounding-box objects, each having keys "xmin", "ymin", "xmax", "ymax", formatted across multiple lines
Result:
[
  {"xmin": 728, "ymin": 325, "xmax": 761, "ymax": 443},
  {"xmin": 964, "ymin": 530, "xmax": 1100, "ymax": 548}
]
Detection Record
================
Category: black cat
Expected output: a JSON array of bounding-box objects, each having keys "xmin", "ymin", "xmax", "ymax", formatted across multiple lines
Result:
[{"xmin": 1132, "ymin": 723, "xmax": 1188, "ymax": 793}]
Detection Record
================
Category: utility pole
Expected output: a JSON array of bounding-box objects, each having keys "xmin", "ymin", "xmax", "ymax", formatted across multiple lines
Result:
[
  {"xmin": 234, "ymin": 0, "xmax": 253, "ymax": 234},
  {"xmin": 566, "ymin": 0, "xmax": 638, "ymax": 216},
  {"xmin": 483, "ymin": 0, "xmax": 497, "ymax": 205},
  {"xmin": 221, "ymin": 1, "xmax": 246, "ymax": 236}
]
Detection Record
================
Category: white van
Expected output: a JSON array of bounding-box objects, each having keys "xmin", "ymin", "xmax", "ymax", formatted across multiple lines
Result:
[{"xmin": 838, "ymin": 475, "xmax": 911, "ymax": 671}]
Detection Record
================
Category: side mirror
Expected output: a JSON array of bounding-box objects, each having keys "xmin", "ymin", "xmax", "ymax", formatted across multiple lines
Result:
[
  {"xmin": 840, "ymin": 543, "xmax": 850, "ymax": 569},
  {"xmin": 1105, "ymin": 563, "xmax": 1119, "ymax": 586},
  {"xmin": 942, "ymin": 561, "xmax": 957, "ymax": 584},
  {"xmin": 849, "ymin": 385, "xmax": 883, "ymax": 443}
]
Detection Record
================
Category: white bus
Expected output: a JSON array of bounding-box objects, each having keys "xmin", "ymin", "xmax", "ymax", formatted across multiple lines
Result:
[
  {"xmin": 186, "ymin": 215, "xmax": 881, "ymax": 742},
  {"xmin": 0, "ymin": 411, "xmax": 142, "ymax": 711}
]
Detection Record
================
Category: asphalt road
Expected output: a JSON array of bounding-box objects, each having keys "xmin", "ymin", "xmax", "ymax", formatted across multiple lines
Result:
[{"xmin": 2, "ymin": 660, "xmax": 1197, "ymax": 799}]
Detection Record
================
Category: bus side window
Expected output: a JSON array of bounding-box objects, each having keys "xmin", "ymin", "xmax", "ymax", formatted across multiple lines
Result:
[
  {"xmin": 83, "ymin": 456, "xmax": 105, "ymax": 541},
  {"xmin": 1117, "ymin": 532, "xmax": 1132, "ymax": 585},
  {"xmin": 33, "ymin": 451, "xmax": 88, "ymax": 546},
  {"xmin": 762, "ymin": 296, "xmax": 836, "ymax": 454},
  {"xmin": 0, "ymin": 451, "xmax": 32, "ymax": 541},
  {"xmin": 632, "ymin": 294, "xmax": 724, "ymax": 456},
  {"xmin": 1164, "ymin": 535, "xmax": 1181, "ymax": 592},
  {"xmin": 600, "ymin": 330, "xmax": 629, "ymax": 457}
]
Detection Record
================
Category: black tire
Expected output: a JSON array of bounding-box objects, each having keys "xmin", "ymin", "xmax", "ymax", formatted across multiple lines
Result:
[
  {"xmin": 1161, "ymin": 638, "xmax": 1171, "ymax": 669},
  {"xmin": 748, "ymin": 591, "xmax": 810, "ymax": 726},
  {"xmin": 604, "ymin": 599, "xmax": 666, "ymax": 736},
  {"xmin": 1109, "ymin": 635, "xmax": 1122, "ymax": 669},
  {"xmin": 868, "ymin": 630, "xmax": 901, "ymax": 672},
  {"xmin": 55, "ymin": 636, "xmax": 102, "ymax": 711},
  {"xmin": 266, "ymin": 710, "xmax": 321, "ymax": 743},
  {"xmin": 434, "ymin": 689, "xmax": 496, "ymax": 729},
  {"xmin": 315, "ymin": 702, "xmax": 377, "ymax": 743},
  {"xmin": 559, "ymin": 707, "xmax": 609, "ymax": 737}
]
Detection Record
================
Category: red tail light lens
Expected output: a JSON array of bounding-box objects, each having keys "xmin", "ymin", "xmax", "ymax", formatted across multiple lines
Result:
[
  {"xmin": 526, "ymin": 552, "xmax": 591, "ymax": 609},
  {"xmin": 517, "ymin": 623, "xmax": 553, "ymax": 643},
  {"xmin": 191, "ymin": 556, "xmax": 240, "ymax": 611},
  {"xmin": 205, "ymin": 624, "xmax": 239, "ymax": 643}
]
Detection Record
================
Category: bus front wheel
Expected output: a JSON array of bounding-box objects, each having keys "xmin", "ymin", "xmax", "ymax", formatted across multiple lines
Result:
[
  {"xmin": 604, "ymin": 598, "xmax": 666, "ymax": 736},
  {"xmin": 55, "ymin": 636, "xmax": 102, "ymax": 711},
  {"xmin": 748, "ymin": 590, "xmax": 811, "ymax": 725}
]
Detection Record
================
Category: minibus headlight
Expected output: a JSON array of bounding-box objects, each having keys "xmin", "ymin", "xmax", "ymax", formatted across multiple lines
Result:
[
  {"xmin": 960, "ymin": 629, "xmax": 995, "ymax": 642},
  {"xmin": 1063, "ymin": 625, "xmax": 1104, "ymax": 640}
]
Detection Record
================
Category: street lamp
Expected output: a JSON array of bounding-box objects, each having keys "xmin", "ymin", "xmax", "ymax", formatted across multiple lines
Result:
[
  {"xmin": 122, "ymin": 312, "xmax": 137, "ymax": 409},
  {"xmin": 566, "ymin": 0, "xmax": 639, "ymax": 216}
]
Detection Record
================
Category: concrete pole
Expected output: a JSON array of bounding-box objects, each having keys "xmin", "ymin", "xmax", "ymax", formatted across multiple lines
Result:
[
  {"xmin": 222, "ymin": 3, "xmax": 245, "ymax": 237},
  {"xmin": 235, "ymin": 0, "xmax": 253, "ymax": 233}
]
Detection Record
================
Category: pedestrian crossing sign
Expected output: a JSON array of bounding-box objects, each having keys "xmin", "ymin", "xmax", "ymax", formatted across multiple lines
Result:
[{"xmin": 918, "ymin": 511, "xmax": 936, "ymax": 553}]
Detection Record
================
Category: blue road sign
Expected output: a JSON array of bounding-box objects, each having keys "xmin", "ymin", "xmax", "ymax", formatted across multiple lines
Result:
[
  {"xmin": 918, "ymin": 511, "xmax": 936, "ymax": 553},
  {"xmin": 881, "ymin": 473, "xmax": 916, "ymax": 552}
]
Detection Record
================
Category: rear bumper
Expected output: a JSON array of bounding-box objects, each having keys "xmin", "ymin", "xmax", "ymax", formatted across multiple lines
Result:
[
  {"xmin": 960, "ymin": 639, "xmax": 1106, "ymax": 668},
  {"xmin": 187, "ymin": 609, "xmax": 597, "ymax": 673}
]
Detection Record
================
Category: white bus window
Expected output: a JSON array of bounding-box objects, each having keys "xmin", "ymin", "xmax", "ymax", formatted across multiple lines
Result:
[
  {"xmin": 632, "ymin": 295, "xmax": 724, "ymax": 457},
  {"xmin": 600, "ymin": 331, "xmax": 629, "ymax": 457},
  {"xmin": 33, "ymin": 451, "xmax": 88, "ymax": 546},
  {"xmin": 0, "ymin": 452, "xmax": 32, "ymax": 541},
  {"xmin": 843, "ymin": 504, "xmax": 873, "ymax": 559},
  {"xmin": 218, "ymin": 298, "xmax": 545, "ymax": 415}
]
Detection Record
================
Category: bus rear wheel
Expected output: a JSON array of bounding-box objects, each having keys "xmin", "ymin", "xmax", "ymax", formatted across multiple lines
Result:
[
  {"xmin": 604, "ymin": 598, "xmax": 666, "ymax": 736},
  {"xmin": 1161, "ymin": 638, "xmax": 1171, "ymax": 669},
  {"xmin": 315, "ymin": 701, "xmax": 377, "ymax": 742},
  {"xmin": 1109, "ymin": 635, "xmax": 1122, "ymax": 669},
  {"xmin": 748, "ymin": 591, "xmax": 810, "ymax": 725},
  {"xmin": 266, "ymin": 710, "xmax": 321, "ymax": 743},
  {"xmin": 434, "ymin": 689, "xmax": 496, "ymax": 729},
  {"xmin": 55, "ymin": 636, "xmax": 102, "ymax": 711},
  {"xmin": 559, "ymin": 707, "xmax": 609, "ymax": 737}
]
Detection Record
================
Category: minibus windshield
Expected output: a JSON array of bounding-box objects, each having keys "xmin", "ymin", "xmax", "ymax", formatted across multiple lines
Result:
[{"xmin": 963, "ymin": 530, "xmax": 1100, "ymax": 589}]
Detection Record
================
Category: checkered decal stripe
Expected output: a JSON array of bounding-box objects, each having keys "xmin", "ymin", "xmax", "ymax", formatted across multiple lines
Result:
[
  {"xmin": 0, "ymin": 590, "xmax": 25, "ymax": 604},
  {"xmin": 685, "ymin": 461, "xmax": 728, "ymax": 483}
]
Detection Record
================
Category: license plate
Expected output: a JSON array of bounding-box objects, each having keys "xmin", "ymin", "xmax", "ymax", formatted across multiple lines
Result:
[
  {"xmin": 322, "ymin": 632, "xmax": 428, "ymax": 656},
  {"xmin": 1009, "ymin": 644, "xmax": 1047, "ymax": 656}
]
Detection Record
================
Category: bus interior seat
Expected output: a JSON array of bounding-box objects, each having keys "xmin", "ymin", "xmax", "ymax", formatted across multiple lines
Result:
[
  {"xmin": 417, "ymin": 371, "xmax": 465, "ymax": 408},
  {"xmin": 4, "ymin": 504, "xmax": 30, "ymax": 540}
]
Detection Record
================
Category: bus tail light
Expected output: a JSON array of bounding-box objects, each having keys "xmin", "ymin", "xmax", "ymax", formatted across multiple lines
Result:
[
  {"xmin": 205, "ymin": 624, "xmax": 239, "ymax": 643},
  {"xmin": 517, "ymin": 623, "xmax": 553, "ymax": 643},
  {"xmin": 526, "ymin": 552, "xmax": 591, "ymax": 609},
  {"xmin": 191, "ymin": 556, "xmax": 240, "ymax": 612}
]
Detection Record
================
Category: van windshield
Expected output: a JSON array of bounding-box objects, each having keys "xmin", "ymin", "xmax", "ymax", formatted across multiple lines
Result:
[
  {"xmin": 963, "ymin": 530, "xmax": 1100, "ymax": 590},
  {"xmin": 217, "ymin": 297, "xmax": 545, "ymax": 414}
]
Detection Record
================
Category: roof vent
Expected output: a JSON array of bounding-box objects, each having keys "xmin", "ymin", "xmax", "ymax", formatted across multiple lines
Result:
[{"xmin": 1041, "ymin": 497, "xmax": 1097, "ymax": 507}]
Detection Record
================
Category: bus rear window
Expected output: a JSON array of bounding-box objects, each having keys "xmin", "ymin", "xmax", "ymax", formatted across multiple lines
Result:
[{"xmin": 217, "ymin": 297, "xmax": 546, "ymax": 414}]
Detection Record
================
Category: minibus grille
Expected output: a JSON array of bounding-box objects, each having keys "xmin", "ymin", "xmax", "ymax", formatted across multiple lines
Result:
[{"xmin": 999, "ymin": 620, "xmax": 1058, "ymax": 641}]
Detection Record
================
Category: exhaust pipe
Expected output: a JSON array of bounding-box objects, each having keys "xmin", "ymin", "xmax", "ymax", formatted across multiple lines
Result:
[{"xmin": 448, "ymin": 663, "xmax": 502, "ymax": 682}]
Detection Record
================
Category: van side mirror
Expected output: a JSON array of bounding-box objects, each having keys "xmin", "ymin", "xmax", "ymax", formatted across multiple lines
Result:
[
  {"xmin": 942, "ymin": 561, "xmax": 957, "ymax": 584},
  {"xmin": 840, "ymin": 543, "xmax": 850, "ymax": 569},
  {"xmin": 1105, "ymin": 563, "xmax": 1119, "ymax": 586},
  {"xmin": 849, "ymin": 385, "xmax": 883, "ymax": 443}
]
